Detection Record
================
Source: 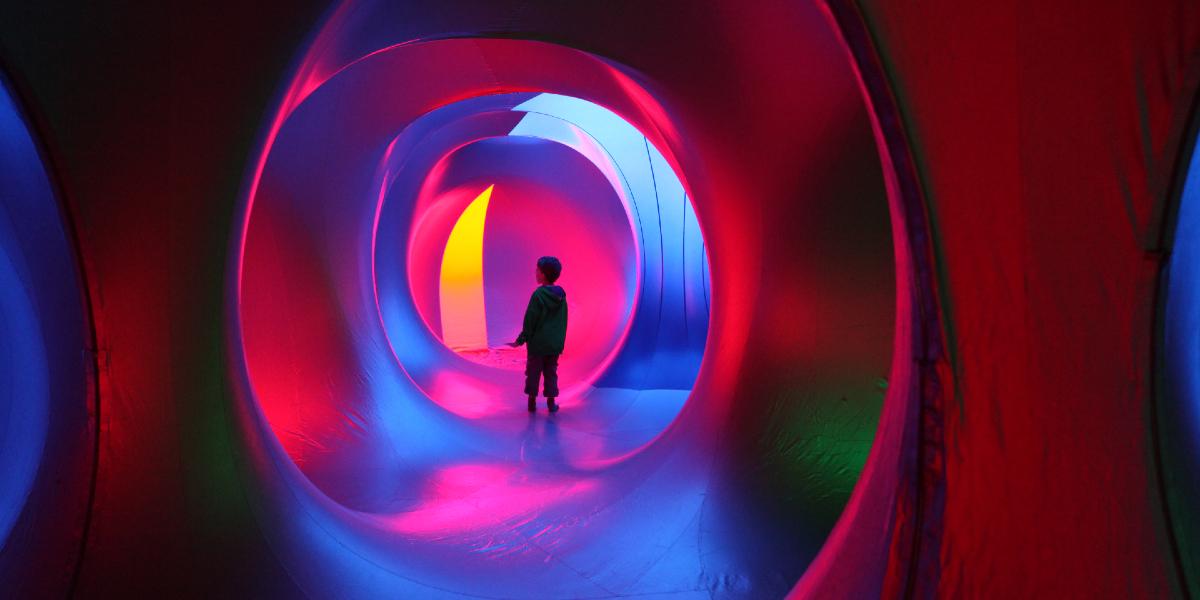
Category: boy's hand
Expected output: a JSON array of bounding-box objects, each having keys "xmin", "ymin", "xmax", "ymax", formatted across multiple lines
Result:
[{"xmin": 506, "ymin": 341, "xmax": 521, "ymax": 347}]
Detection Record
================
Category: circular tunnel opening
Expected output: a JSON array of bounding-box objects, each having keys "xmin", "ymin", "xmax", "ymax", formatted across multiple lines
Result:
[
  {"xmin": 230, "ymin": 7, "xmax": 898, "ymax": 597},
  {"xmin": 386, "ymin": 93, "xmax": 710, "ymax": 417},
  {"xmin": 238, "ymin": 49, "xmax": 715, "ymax": 509}
]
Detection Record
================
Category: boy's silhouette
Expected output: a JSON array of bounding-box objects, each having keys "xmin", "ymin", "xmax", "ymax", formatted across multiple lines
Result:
[{"xmin": 508, "ymin": 256, "xmax": 567, "ymax": 413}]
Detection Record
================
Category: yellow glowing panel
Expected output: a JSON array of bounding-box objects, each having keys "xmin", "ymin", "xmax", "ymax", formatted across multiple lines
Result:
[{"xmin": 440, "ymin": 185, "xmax": 493, "ymax": 351}]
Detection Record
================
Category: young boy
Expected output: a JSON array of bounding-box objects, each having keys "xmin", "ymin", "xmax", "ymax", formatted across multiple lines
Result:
[{"xmin": 509, "ymin": 256, "xmax": 567, "ymax": 413}]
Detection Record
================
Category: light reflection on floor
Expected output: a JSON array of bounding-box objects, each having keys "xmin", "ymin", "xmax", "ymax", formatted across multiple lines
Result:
[{"xmin": 301, "ymin": 385, "xmax": 689, "ymax": 549}]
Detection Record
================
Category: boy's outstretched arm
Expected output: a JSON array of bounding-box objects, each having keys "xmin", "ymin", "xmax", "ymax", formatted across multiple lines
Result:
[{"xmin": 510, "ymin": 292, "xmax": 542, "ymax": 346}]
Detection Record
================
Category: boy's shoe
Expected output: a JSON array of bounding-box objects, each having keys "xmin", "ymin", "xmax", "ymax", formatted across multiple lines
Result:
[
  {"xmin": 528, "ymin": 396, "xmax": 537, "ymax": 412},
  {"xmin": 547, "ymin": 398, "xmax": 559, "ymax": 413}
]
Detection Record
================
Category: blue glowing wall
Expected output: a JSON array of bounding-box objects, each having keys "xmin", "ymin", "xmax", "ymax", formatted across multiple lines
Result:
[
  {"xmin": 1161, "ymin": 127, "xmax": 1200, "ymax": 589},
  {"xmin": 510, "ymin": 93, "xmax": 711, "ymax": 391},
  {"xmin": 0, "ymin": 75, "xmax": 94, "ymax": 597}
]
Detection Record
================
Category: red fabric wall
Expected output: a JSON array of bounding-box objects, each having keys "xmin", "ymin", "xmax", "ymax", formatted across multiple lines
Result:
[{"xmin": 847, "ymin": 1, "xmax": 1200, "ymax": 596}]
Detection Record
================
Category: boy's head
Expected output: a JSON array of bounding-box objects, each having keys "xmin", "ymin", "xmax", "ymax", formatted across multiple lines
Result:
[{"xmin": 536, "ymin": 256, "xmax": 562, "ymax": 284}]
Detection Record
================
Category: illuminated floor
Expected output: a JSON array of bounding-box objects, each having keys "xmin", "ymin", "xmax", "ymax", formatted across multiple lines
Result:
[{"xmin": 303, "ymin": 386, "xmax": 689, "ymax": 517}]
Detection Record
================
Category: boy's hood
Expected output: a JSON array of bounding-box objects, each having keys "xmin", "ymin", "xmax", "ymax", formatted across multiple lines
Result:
[{"xmin": 535, "ymin": 285, "xmax": 566, "ymax": 309}]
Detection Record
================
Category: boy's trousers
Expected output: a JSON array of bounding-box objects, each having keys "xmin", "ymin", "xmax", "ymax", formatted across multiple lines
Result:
[{"xmin": 524, "ymin": 353, "xmax": 560, "ymax": 398}]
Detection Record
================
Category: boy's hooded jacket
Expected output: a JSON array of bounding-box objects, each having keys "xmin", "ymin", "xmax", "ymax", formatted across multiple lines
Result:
[{"xmin": 516, "ymin": 284, "xmax": 567, "ymax": 356}]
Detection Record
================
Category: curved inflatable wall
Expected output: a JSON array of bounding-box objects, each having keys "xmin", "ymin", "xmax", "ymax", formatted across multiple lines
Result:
[
  {"xmin": 0, "ymin": 1, "xmax": 1197, "ymax": 598},
  {"xmin": 0, "ymin": 74, "xmax": 95, "ymax": 597}
]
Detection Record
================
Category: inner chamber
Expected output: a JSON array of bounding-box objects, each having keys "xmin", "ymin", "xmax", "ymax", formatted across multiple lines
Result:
[
  {"xmin": 231, "ymin": 7, "xmax": 896, "ymax": 596},
  {"xmin": 388, "ymin": 93, "xmax": 709, "ymax": 416}
]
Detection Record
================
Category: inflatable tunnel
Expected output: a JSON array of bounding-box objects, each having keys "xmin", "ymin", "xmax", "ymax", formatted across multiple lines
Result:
[
  {"xmin": 229, "ymin": 6, "xmax": 895, "ymax": 597},
  {"xmin": 0, "ymin": 1, "xmax": 1198, "ymax": 598}
]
